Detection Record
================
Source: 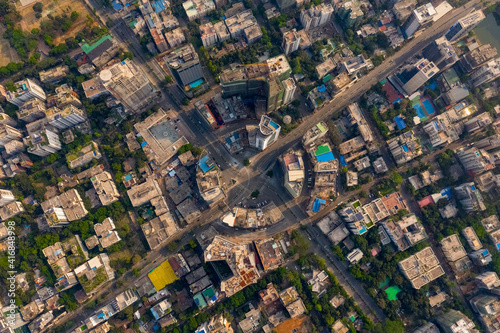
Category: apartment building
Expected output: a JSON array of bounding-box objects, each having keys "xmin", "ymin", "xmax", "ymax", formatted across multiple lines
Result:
[
  {"xmin": 300, "ymin": 3, "xmax": 334, "ymax": 30},
  {"xmin": 17, "ymin": 98, "xmax": 46, "ymax": 123},
  {"xmin": 0, "ymin": 79, "xmax": 46, "ymax": 107},
  {"xmin": 24, "ymin": 129, "xmax": 62, "ymax": 157}
]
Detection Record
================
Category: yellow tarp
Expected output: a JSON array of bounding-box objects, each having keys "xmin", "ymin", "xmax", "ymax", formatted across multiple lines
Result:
[{"xmin": 148, "ymin": 260, "xmax": 178, "ymax": 290}]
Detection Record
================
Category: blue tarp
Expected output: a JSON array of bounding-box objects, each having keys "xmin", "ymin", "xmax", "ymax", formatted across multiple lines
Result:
[
  {"xmin": 425, "ymin": 81, "xmax": 437, "ymax": 90},
  {"xmin": 112, "ymin": 0, "xmax": 123, "ymax": 10},
  {"xmin": 152, "ymin": 0, "xmax": 166, "ymax": 12},
  {"xmin": 316, "ymin": 151, "xmax": 335, "ymax": 162},
  {"xmin": 312, "ymin": 198, "xmax": 326, "ymax": 212},
  {"xmin": 141, "ymin": 141, "xmax": 147, "ymax": 147},
  {"xmin": 394, "ymin": 116, "xmax": 406, "ymax": 130},
  {"xmin": 339, "ymin": 155, "xmax": 347, "ymax": 167},
  {"xmin": 441, "ymin": 187, "xmax": 452, "ymax": 199},
  {"xmin": 317, "ymin": 84, "xmax": 326, "ymax": 93}
]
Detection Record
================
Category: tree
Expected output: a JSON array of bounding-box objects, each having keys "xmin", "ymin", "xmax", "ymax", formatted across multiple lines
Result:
[
  {"xmin": 182, "ymin": 98, "xmax": 190, "ymax": 106},
  {"xmin": 165, "ymin": 75, "xmax": 173, "ymax": 83},
  {"xmin": 251, "ymin": 190, "xmax": 259, "ymax": 198},
  {"xmin": 360, "ymin": 190, "xmax": 368, "ymax": 198},
  {"xmin": 390, "ymin": 171, "xmax": 403, "ymax": 185},
  {"xmin": 33, "ymin": 2, "xmax": 43, "ymax": 13},
  {"xmin": 373, "ymin": 320, "xmax": 405, "ymax": 333},
  {"xmin": 243, "ymin": 158, "xmax": 250, "ymax": 166}
]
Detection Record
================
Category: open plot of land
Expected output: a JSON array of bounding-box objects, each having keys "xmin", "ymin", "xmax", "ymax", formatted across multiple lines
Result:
[
  {"xmin": 17, "ymin": 0, "xmax": 100, "ymax": 43},
  {"xmin": 0, "ymin": 26, "xmax": 20, "ymax": 66}
]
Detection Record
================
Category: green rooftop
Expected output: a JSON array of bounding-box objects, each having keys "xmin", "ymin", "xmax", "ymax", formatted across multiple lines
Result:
[
  {"xmin": 317, "ymin": 122, "xmax": 326, "ymax": 132},
  {"xmin": 314, "ymin": 144, "xmax": 331, "ymax": 156},
  {"xmin": 81, "ymin": 35, "xmax": 112, "ymax": 55}
]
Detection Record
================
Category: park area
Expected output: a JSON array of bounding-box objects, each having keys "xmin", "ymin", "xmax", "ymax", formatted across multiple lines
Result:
[
  {"xmin": 0, "ymin": 26, "xmax": 20, "ymax": 66},
  {"xmin": 16, "ymin": 0, "xmax": 100, "ymax": 43}
]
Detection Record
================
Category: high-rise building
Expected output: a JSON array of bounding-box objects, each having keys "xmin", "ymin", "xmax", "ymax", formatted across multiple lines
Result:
[
  {"xmin": 163, "ymin": 44, "xmax": 204, "ymax": 90},
  {"xmin": 470, "ymin": 58, "xmax": 500, "ymax": 87},
  {"xmin": 0, "ymin": 125, "xmax": 23, "ymax": 147},
  {"xmin": 456, "ymin": 147, "xmax": 494, "ymax": 175},
  {"xmin": 0, "ymin": 113, "xmax": 17, "ymax": 128},
  {"xmin": 401, "ymin": 3, "xmax": 436, "ymax": 38},
  {"xmin": 0, "ymin": 189, "xmax": 15, "ymax": 207},
  {"xmin": 445, "ymin": 10, "xmax": 485, "ymax": 42},
  {"xmin": 475, "ymin": 135, "xmax": 500, "ymax": 151},
  {"xmin": 24, "ymin": 129, "xmax": 62, "ymax": 157},
  {"xmin": 45, "ymin": 105, "xmax": 86, "ymax": 130},
  {"xmin": 99, "ymin": 59, "xmax": 160, "ymax": 114},
  {"xmin": 183, "ymin": 0, "xmax": 215, "ymax": 21},
  {"xmin": 454, "ymin": 182, "xmax": 486, "ymax": 212},
  {"xmin": 81, "ymin": 35, "xmax": 119, "ymax": 68},
  {"xmin": 275, "ymin": 0, "xmax": 296, "ymax": 10},
  {"xmin": 282, "ymin": 78, "xmax": 296, "ymax": 105},
  {"xmin": 282, "ymin": 29, "xmax": 301, "ymax": 55},
  {"xmin": 200, "ymin": 23, "xmax": 218, "ymax": 48},
  {"xmin": 421, "ymin": 36, "xmax": 459, "ymax": 71},
  {"xmin": 255, "ymin": 115, "xmax": 281, "ymax": 151},
  {"xmin": 388, "ymin": 58, "xmax": 438, "ymax": 96},
  {"xmin": 0, "ymin": 79, "xmax": 46, "ymax": 107},
  {"xmin": 434, "ymin": 310, "xmax": 477, "ymax": 333},
  {"xmin": 300, "ymin": 4, "xmax": 334, "ymax": 30},
  {"xmin": 17, "ymin": 98, "xmax": 46, "ymax": 123},
  {"xmin": 3, "ymin": 140, "xmax": 25, "ymax": 156},
  {"xmin": 459, "ymin": 44, "xmax": 498, "ymax": 73}
]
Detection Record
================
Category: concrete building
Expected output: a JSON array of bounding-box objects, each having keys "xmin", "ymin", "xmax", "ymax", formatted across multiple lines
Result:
[
  {"xmin": 470, "ymin": 249, "xmax": 493, "ymax": 266},
  {"xmin": 475, "ymin": 135, "xmax": 500, "ymax": 152},
  {"xmin": 440, "ymin": 234, "xmax": 468, "ymax": 263},
  {"xmin": 225, "ymin": 10, "xmax": 258, "ymax": 39},
  {"xmin": 302, "ymin": 122, "xmax": 328, "ymax": 147},
  {"xmin": 165, "ymin": 27, "xmax": 186, "ymax": 49},
  {"xmin": 41, "ymin": 189, "xmax": 88, "ymax": 225},
  {"xmin": 282, "ymin": 78, "xmax": 296, "ymax": 105},
  {"xmin": 421, "ymin": 36, "xmax": 459, "ymax": 71},
  {"xmin": 81, "ymin": 35, "xmax": 120, "ymax": 68},
  {"xmin": 282, "ymin": 29, "xmax": 301, "ymax": 55},
  {"xmin": 254, "ymin": 115, "xmax": 281, "ymax": 151},
  {"xmin": 66, "ymin": 141, "xmax": 102, "ymax": 169},
  {"xmin": 460, "ymin": 44, "xmax": 498, "ymax": 73},
  {"xmin": 347, "ymin": 248, "xmax": 364, "ymax": 264},
  {"xmin": 279, "ymin": 286, "xmax": 306, "ymax": 318},
  {"xmin": 389, "ymin": 58, "xmax": 438, "ymax": 96},
  {"xmin": 456, "ymin": 147, "xmax": 494, "ymax": 175},
  {"xmin": 74, "ymin": 254, "xmax": 115, "ymax": 294},
  {"xmin": 0, "ymin": 189, "xmax": 14, "ymax": 207},
  {"xmin": 99, "ymin": 59, "xmax": 159, "ymax": 114},
  {"xmin": 454, "ymin": 182, "xmax": 486, "ymax": 212},
  {"xmin": 200, "ymin": 23, "xmax": 218, "ymax": 48},
  {"xmin": 141, "ymin": 212, "xmax": 179, "ymax": 250},
  {"xmin": 94, "ymin": 217, "xmax": 121, "ymax": 249},
  {"xmin": 0, "ymin": 79, "xmax": 46, "ymax": 107},
  {"xmin": 435, "ymin": 310, "xmax": 478, "ymax": 333},
  {"xmin": 275, "ymin": 0, "xmax": 296, "ymax": 9},
  {"xmin": 0, "ymin": 125, "xmax": 23, "ymax": 147},
  {"xmin": 163, "ymin": 44, "xmax": 204, "ymax": 90},
  {"xmin": 464, "ymin": 112, "xmax": 492, "ymax": 133},
  {"xmin": 91, "ymin": 172, "xmax": 120, "ymax": 206},
  {"xmin": 214, "ymin": 21, "xmax": 230, "ymax": 42},
  {"xmin": 462, "ymin": 227, "xmax": 482, "ymax": 251},
  {"xmin": 3, "ymin": 140, "xmax": 24, "ymax": 156},
  {"xmin": 127, "ymin": 178, "xmax": 162, "ymax": 207},
  {"xmin": 387, "ymin": 130, "xmax": 422, "ymax": 165},
  {"xmin": 280, "ymin": 149, "xmax": 305, "ymax": 198},
  {"xmin": 24, "ymin": 129, "xmax": 61, "ymax": 157},
  {"xmin": 243, "ymin": 24, "xmax": 262, "ymax": 44},
  {"xmin": 45, "ymin": 105, "xmax": 86, "ymax": 130},
  {"xmin": 381, "ymin": 214, "xmax": 427, "ymax": 251},
  {"xmin": 183, "ymin": 0, "xmax": 215, "ymax": 21},
  {"xmin": 342, "ymin": 55, "xmax": 373, "ymax": 75},
  {"xmin": 445, "ymin": 10, "xmax": 485, "ymax": 42},
  {"xmin": 300, "ymin": 3, "xmax": 334, "ymax": 30},
  {"xmin": 39, "ymin": 65, "xmax": 69, "ymax": 84},
  {"xmin": 401, "ymin": 3, "xmax": 436, "ymax": 38},
  {"xmin": 399, "ymin": 247, "xmax": 445, "ymax": 289},
  {"xmin": 0, "ymin": 200, "xmax": 24, "ymax": 221},
  {"xmin": 17, "ymin": 98, "xmax": 46, "ymax": 123},
  {"xmin": 470, "ymin": 58, "xmax": 500, "ymax": 87}
]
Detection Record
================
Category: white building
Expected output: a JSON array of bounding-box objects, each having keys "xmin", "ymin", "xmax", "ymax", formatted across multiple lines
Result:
[
  {"xmin": 282, "ymin": 29, "xmax": 301, "ymax": 55},
  {"xmin": 470, "ymin": 58, "xmax": 500, "ymax": 88},
  {"xmin": 45, "ymin": 105, "xmax": 86, "ymax": 130},
  {"xmin": 445, "ymin": 10, "xmax": 485, "ymax": 42},
  {"xmin": 0, "ymin": 79, "xmax": 46, "ymax": 107},
  {"xmin": 300, "ymin": 3, "xmax": 334, "ymax": 30},
  {"xmin": 0, "ymin": 189, "xmax": 15, "ymax": 207},
  {"xmin": 0, "ymin": 125, "xmax": 23, "ymax": 147},
  {"xmin": 183, "ymin": 0, "xmax": 216, "ymax": 21},
  {"xmin": 24, "ymin": 129, "xmax": 62, "ymax": 157},
  {"xmin": 200, "ymin": 23, "xmax": 218, "ymax": 48},
  {"xmin": 282, "ymin": 78, "xmax": 296, "ymax": 105},
  {"xmin": 402, "ymin": 3, "xmax": 436, "ymax": 38},
  {"xmin": 255, "ymin": 115, "xmax": 281, "ymax": 151}
]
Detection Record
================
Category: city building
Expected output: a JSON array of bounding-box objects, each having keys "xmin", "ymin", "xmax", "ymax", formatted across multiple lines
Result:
[
  {"xmin": 462, "ymin": 227, "xmax": 482, "ymax": 251},
  {"xmin": 459, "ymin": 44, "xmax": 498, "ymax": 73},
  {"xmin": 445, "ymin": 10, "xmax": 485, "ymax": 42},
  {"xmin": 470, "ymin": 248, "xmax": 493, "ymax": 266},
  {"xmin": 435, "ymin": 310, "xmax": 478, "ymax": 333},
  {"xmin": 475, "ymin": 135, "xmax": 500, "ymax": 152},
  {"xmin": 389, "ymin": 58, "xmax": 438, "ymax": 96},
  {"xmin": 163, "ymin": 44, "xmax": 204, "ymax": 90},
  {"xmin": 41, "ymin": 189, "xmax": 88, "ymax": 225},
  {"xmin": 470, "ymin": 58, "xmax": 500, "ymax": 87},
  {"xmin": 339, "ymin": 201, "xmax": 372, "ymax": 235},
  {"xmin": 94, "ymin": 217, "xmax": 121, "ymax": 249},
  {"xmin": 373, "ymin": 157, "xmax": 389, "ymax": 173},
  {"xmin": 200, "ymin": 23, "xmax": 218, "ymax": 48},
  {"xmin": 279, "ymin": 286, "xmax": 306, "ymax": 318},
  {"xmin": 440, "ymin": 234, "xmax": 469, "ymax": 273},
  {"xmin": 456, "ymin": 147, "xmax": 494, "ymax": 175},
  {"xmin": 74, "ymin": 253, "xmax": 115, "ymax": 294},
  {"xmin": 45, "ymin": 105, "xmax": 86, "ymax": 130},
  {"xmin": 252, "ymin": 115, "xmax": 281, "ymax": 151},
  {"xmin": 28, "ymin": 311, "xmax": 54, "ymax": 333},
  {"xmin": 0, "ymin": 189, "xmax": 14, "ymax": 207},
  {"xmin": 17, "ymin": 98, "xmax": 46, "ymax": 123},
  {"xmin": 99, "ymin": 59, "xmax": 160, "ymax": 113},
  {"xmin": 275, "ymin": 0, "xmax": 296, "ymax": 9},
  {"xmin": 347, "ymin": 248, "xmax": 364, "ymax": 264},
  {"xmin": 225, "ymin": 10, "xmax": 258, "ymax": 39},
  {"xmin": 197, "ymin": 157, "xmax": 225, "ymax": 206},
  {"xmin": 81, "ymin": 77, "xmax": 109, "ymax": 100},
  {"xmin": 316, "ymin": 58, "xmax": 337, "ymax": 80},
  {"xmin": 464, "ymin": 112, "xmax": 493, "ymax": 133},
  {"xmin": 422, "ymin": 110, "xmax": 462, "ymax": 148},
  {"xmin": 280, "ymin": 149, "xmax": 305, "ymax": 198},
  {"xmin": 127, "ymin": 177, "xmax": 162, "ymax": 207},
  {"xmin": 165, "ymin": 27, "xmax": 186, "ymax": 48},
  {"xmin": 381, "ymin": 214, "xmax": 428, "ymax": 251},
  {"xmin": 141, "ymin": 212, "xmax": 179, "ymax": 250},
  {"xmin": 398, "ymin": 247, "xmax": 445, "ymax": 289},
  {"xmin": 300, "ymin": 3, "xmax": 334, "ymax": 30},
  {"xmin": 342, "ymin": 55, "xmax": 373, "ymax": 75},
  {"xmin": 302, "ymin": 122, "xmax": 328, "ymax": 147},
  {"xmin": 81, "ymin": 35, "xmax": 120, "ymax": 68},
  {"xmin": 0, "ymin": 200, "xmax": 24, "ymax": 221},
  {"xmin": 387, "ymin": 130, "xmax": 422, "ymax": 165},
  {"xmin": 244, "ymin": 24, "xmax": 262, "ymax": 44},
  {"xmin": 469, "ymin": 294, "xmax": 500, "ymax": 332},
  {"xmin": 39, "ymin": 65, "xmax": 69, "ymax": 84},
  {"xmin": 454, "ymin": 182, "xmax": 486, "ymax": 212},
  {"xmin": 0, "ymin": 112, "xmax": 17, "ymax": 127},
  {"xmin": 0, "ymin": 79, "xmax": 46, "ymax": 107},
  {"xmin": 214, "ymin": 21, "xmax": 230, "ymax": 42},
  {"xmin": 24, "ymin": 128, "xmax": 62, "ymax": 157},
  {"xmin": 282, "ymin": 29, "xmax": 301, "ymax": 55},
  {"xmin": 255, "ymin": 238, "xmax": 285, "ymax": 270},
  {"xmin": 401, "ymin": 3, "xmax": 436, "ymax": 38},
  {"xmin": 66, "ymin": 141, "xmax": 102, "ymax": 169},
  {"xmin": 421, "ymin": 36, "xmax": 459, "ymax": 71},
  {"xmin": 282, "ymin": 78, "xmax": 296, "ymax": 105},
  {"xmin": 91, "ymin": 171, "xmax": 120, "ymax": 206},
  {"xmin": 3, "ymin": 140, "xmax": 24, "ymax": 156},
  {"xmin": 0, "ymin": 125, "xmax": 23, "ymax": 147},
  {"xmin": 335, "ymin": 0, "xmax": 364, "ymax": 28},
  {"xmin": 134, "ymin": 109, "xmax": 188, "ymax": 166},
  {"xmin": 183, "ymin": 0, "xmax": 215, "ymax": 21},
  {"xmin": 476, "ymin": 271, "xmax": 500, "ymax": 289}
]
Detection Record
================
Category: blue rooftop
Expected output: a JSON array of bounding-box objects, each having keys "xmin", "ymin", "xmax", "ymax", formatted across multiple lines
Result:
[
  {"xmin": 441, "ymin": 187, "xmax": 452, "ymax": 199},
  {"xmin": 394, "ymin": 116, "xmax": 406, "ymax": 130},
  {"xmin": 317, "ymin": 84, "xmax": 326, "ymax": 93},
  {"xmin": 316, "ymin": 151, "xmax": 335, "ymax": 162},
  {"xmin": 112, "ymin": 0, "xmax": 123, "ymax": 10},
  {"xmin": 339, "ymin": 155, "xmax": 347, "ymax": 167},
  {"xmin": 312, "ymin": 198, "xmax": 326, "ymax": 212},
  {"xmin": 199, "ymin": 155, "xmax": 215, "ymax": 173}
]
